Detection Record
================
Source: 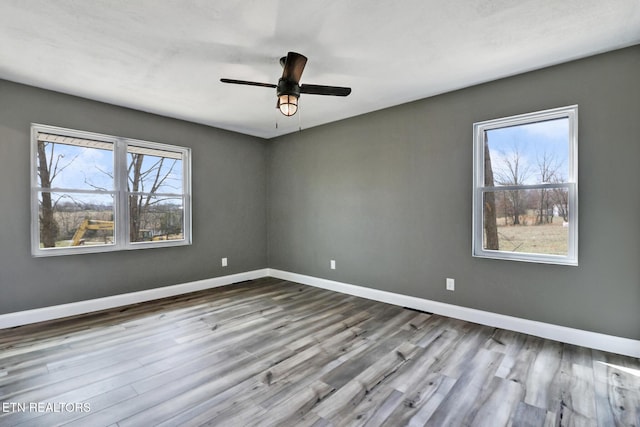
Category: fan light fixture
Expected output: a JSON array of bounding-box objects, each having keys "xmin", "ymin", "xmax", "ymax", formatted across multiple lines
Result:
[{"xmin": 278, "ymin": 94, "xmax": 298, "ymax": 116}]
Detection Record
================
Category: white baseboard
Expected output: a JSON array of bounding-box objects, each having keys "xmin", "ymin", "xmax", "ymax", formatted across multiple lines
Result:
[
  {"xmin": 2, "ymin": 267, "xmax": 638, "ymax": 358},
  {"xmin": 268, "ymin": 269, "xmax": 640, "ymax": 358},
  {"xmin": 0, "ymin": 269, "xmax": 269, "ymax": 329}
]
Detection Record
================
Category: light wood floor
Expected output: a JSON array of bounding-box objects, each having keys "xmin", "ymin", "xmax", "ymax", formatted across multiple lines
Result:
[{"xmin": 0, "ymin": 277, "xmax": 638, "ymax": 426}]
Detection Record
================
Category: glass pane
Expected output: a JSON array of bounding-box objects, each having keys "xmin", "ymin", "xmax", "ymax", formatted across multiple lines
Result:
[
  {"xmin": 128, "ymin": 144, "xmax": 184, "ymax": 195},
  {"xmin": 36, "ymin": 133, "xmax": 114, "ymax": 190},
  {"xmin": 484, "ymin": 118, "xmax": 569, "ymax": 187},
  {"xmin": 38, "ymin": 192, "xmax": 115, "ymax": 249},
  {"xmin": 482, "ymin": 190, "xmax": 568, "ymax": 255},
  {"xmin": 128, "ymin": 194, "xmax": 184, "ymax": 243}
]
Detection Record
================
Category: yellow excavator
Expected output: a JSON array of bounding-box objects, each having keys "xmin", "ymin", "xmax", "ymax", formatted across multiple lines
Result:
[
  {"xmin": 71, "ymin": 219, "xmax": 114, "ymax": 246},
  {"xmin": 71, "ymin": 219, "xmax": 156, "ymax": 245}
]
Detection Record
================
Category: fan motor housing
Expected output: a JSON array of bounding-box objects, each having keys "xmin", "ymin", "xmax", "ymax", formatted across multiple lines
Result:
[{"xmin": 277, "ymin": 78, "xmax": 301, "ymax": 97}]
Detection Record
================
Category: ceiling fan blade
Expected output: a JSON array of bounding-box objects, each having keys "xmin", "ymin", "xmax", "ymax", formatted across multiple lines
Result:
[
  {"xmin": 281, "ymin": 52, "xmax": 307, "ymax": 83},
  {"xmin": 220, "ymin": 78, "xmax": 277, "ymax": 88},
  {"xmin": 300, "ymin": 84, "xmax": 351, "ymax": 96}
]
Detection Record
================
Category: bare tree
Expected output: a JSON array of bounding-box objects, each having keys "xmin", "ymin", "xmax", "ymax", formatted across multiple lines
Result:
[
  {"xmin": 36, "ymin": 141, "xmax": 78, "ymax": 247},
  {"xmin": 535, "ymin": 150, "xmax": 562, "ymax": 224},
  {"xmin": 483, "ymin": 134, "xmax": 499, "ymax": 250},
  {"xmin": 128, "ymin": 154, "xmax": 178, "ymax": 242},
  {"xmin": 551, "ymin": 179, "xmax": 569, "ymax": 222},
  {"xmin": 494, "ymin": 143, "xmax": 532, "ymax": 225}
]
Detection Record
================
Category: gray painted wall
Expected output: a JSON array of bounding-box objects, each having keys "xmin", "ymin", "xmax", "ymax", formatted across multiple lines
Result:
[
  {"xmin": 268, "ymin": 46, "xmax": 640, "ymax": 340},
  {"xmin": 0, "ymin": 80, "xmax": 267, "ymax": 314}
]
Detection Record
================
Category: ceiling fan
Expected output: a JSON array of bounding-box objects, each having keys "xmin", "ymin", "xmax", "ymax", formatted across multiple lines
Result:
[{"xmin": 220, "ymin": 52, "xmax": 351, "ymax": 117}]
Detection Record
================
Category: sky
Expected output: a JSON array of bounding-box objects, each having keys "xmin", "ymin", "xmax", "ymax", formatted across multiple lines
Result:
[
  {"xmin": 485, "ymin": 117, "xmax": 570, "ymax": 185},
  {"xmin": 37, "ymin": 141, "xmax": 184, "ymax": 208}
]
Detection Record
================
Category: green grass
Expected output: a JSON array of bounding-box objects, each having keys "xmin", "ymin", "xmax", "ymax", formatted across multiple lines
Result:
[{"xmin": 493, "ymin": 219, "xmax": 568, "ymax": 255}]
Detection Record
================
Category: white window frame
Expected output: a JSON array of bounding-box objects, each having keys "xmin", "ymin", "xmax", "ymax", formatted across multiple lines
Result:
[
  {"xmin": 472, "ymin": 105, "xmax": 578, "ymax": 265},
  {"xmin": 31, "ymin": 124, "xmax": 192, "ymax": 257}
]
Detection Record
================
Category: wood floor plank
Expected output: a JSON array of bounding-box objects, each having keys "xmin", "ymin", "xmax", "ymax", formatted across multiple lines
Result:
[
  {"xmin": 313, "ymin": 342, "xmax": 419, "ymax": 420},
  {"xmin": 1, "ymin": 358, "xmax": 143, "ymax": 403},
  {"xmin": 425, "ymin": 348, "xmax": 505, "ymax": 425},
  {"xmin": 331, "ymin": 385, "xmax": 400, "ymax": 427},
  {"xmin": 470, "ymin": 376, "xmax": 524, "ymax": 426},
  {"xmin": 0, "ymin": 277, "xmax": 638, "ymax": 427},
  {"xmin": 523, "ymin": 338, "xmax": 564, "ymax": 410},
  {"xmin": 152, "ymin": 377, "xmax": 268, "ymax": 427},
  {"xmin": 387, "ymin": 328, "xmax": 461, "ymax": 394},
  {"xmin": 593, "ymin": 360, "xmax": 640, "ymax": 426},
  {"xmin": 388, "ymin": 375, "xmax": 457, "ymax": 427},
  {"xmin": 439, "ymin": 324, "xmax": 496, "ymax": 379},
  {"xmin": 320, "ymin": 311, "xmax": 417, "ymax": 390},
  {"xmin": 492, "ymin": 332, "xmax": 538, "ymax": 377},
  {"xmin": 509, "ymin": 401, "xmax": 550, "ymax": 427},
  {"xmin": 75, "ymin": 349, "xmax": 283, "ymax": 427},
  {"xmin": 560, "ymin": 361, "xmax": 598, "ymax": 422},
  {"xmin": 248, "ymin": 380, "xmax": 335, "ymax": 427}
]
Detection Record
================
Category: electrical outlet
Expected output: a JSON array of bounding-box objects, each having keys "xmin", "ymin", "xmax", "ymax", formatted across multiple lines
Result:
[
  {"xmin": 446, "ymin": 278, "xmax": 455, "ymax": 291},
  {"xmin": 330, "ymin": 260, "xmax": 336, "ymax": 270},
  {"xmin": 222, "ymin": 257, "xmax": 228, "ymax": 267}
]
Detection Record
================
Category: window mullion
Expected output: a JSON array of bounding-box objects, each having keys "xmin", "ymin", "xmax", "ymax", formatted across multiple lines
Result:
[
  {"xmin": 481, "ymin": 183, "xmax": 572, "ymax": 192},
  {"xmin": 114, "ymin": 138, "xmax": 129, "ymax": 249}
]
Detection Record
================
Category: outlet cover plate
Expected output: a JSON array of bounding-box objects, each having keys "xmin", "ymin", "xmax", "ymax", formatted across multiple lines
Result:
[{"xmin": 446, "ymin": 278, "xmax": 455, "ymax": 291}]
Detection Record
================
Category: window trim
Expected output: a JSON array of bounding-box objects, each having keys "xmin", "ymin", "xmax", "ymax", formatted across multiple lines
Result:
[
  {"xmin": 472, "ymin": 105, "xmax": 578, "ymax": 266},
  {"xmin": 31, "ymin": 124, "xmax": 192, "ymax": 257}
]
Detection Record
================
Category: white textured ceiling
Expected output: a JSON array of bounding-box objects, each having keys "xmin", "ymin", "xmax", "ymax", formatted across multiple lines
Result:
[{"xmin": 1, "ymin": 1, "xmax": 639, "ymax": 138}]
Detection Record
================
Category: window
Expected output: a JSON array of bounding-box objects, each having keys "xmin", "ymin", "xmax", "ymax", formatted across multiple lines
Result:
[
  {"xmin": 472, "ymin": 106, "xmax": 577, "ymax": 265},
  {"xmin": 31, "ymin": 124, "xmax": 191, "ymax": 256}
]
